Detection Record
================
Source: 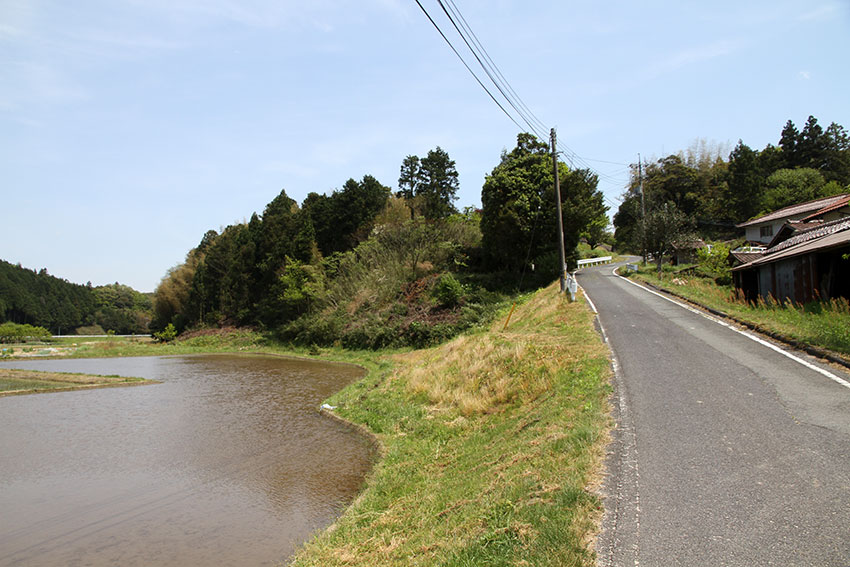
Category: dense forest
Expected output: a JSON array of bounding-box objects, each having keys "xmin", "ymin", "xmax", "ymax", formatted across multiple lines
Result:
[
  {"xmin": 614, "ymin": 115, "xmax": 850, "ymax": 252},
  {"xmin": 151, "ymin": 136, "xmax": 609, "ymax": 348},
  {"xmin": 0, "ymin": 260, "xmax": 152, "ymax": 335}
]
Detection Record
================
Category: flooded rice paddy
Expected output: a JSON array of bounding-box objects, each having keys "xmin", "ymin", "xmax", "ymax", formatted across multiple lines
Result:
[{"xmin": 0, "ymin": 354, "xmax": 375, "ymax": 566}]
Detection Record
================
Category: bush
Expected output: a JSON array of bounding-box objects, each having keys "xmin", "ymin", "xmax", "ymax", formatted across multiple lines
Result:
[
  {"xmin": 696, "ymin": 242, "xmax": 732, "ymax": 285},
  {"xmin": 278, "ymin": 310, "xmax": 346, "ymax": 347},
  {"xmin": 341, "ymin": 315, "xmax": 400, "ymax": 349},
  {"xmin": 154, "ymin": 323, "xmax": 177, "ymax": 343},
  {"xmin": 432, "ymin": 273, "xmax": 465, "ymax": 307},
  {"xmin": 0, "ymin": 322, "xmax": 52, "ymax": 343}
]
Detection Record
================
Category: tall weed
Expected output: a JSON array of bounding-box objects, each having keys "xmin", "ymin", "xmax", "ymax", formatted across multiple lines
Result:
[{"xmin": 634, "ymin": 266, "xmax": 850, "ymax": 355}]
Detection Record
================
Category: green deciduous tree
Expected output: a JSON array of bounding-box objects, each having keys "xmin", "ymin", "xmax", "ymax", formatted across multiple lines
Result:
[
  {"xmin": 613, "ymin": 188, "xmax": 643, "ymax": 253},
  {"xmin": 761, "ymin": 168, "xmax": 826, "ymax": 212},
  {"xmin": 152, "ymin": 248, "xmax": 203, "ymax": 333},
  {"xmin": 641, "ymin": 202, "xmax": 696, "ymax": 275},
  {"xmin": 274, "ymin": 257, "xmax": 325, "ymax": 319},
  {"xmin": 480, "ymin": 133, "xmax": 606, "ymax": 274},
  {"xmin": 641, "ymin": 155, "xmax": 702, "ymax": 216},
  {"xmin": 582, "ymin": 214, "xmax": 609, "ymax": 250},
  {"xmin": 561, "ymin": 168, "xmax": 608, "ymax": 254},
  {"xmin": 481, "ymin": 133, "xmax": 553, "ymax": 271}
]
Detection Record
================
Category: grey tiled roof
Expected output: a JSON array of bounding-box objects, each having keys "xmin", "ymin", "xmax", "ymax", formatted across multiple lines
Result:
[
  {"xmin": 766, "ymin": 217, "xmax": 850, "ymax": 255},
  {"xmin": 736, "ymin": 194, "xmax": 849, "ymax": 228}
]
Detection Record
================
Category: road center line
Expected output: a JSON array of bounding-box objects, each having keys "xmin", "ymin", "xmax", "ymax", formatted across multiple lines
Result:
[{"xmin": 610, "ymin": 266, "xmax": 850, "ymax": 391}]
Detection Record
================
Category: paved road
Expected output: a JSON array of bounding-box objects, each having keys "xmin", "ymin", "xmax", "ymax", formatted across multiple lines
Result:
[{"xmin": 578, "ymin": 260, "xmax": 850, "ymax": 567}]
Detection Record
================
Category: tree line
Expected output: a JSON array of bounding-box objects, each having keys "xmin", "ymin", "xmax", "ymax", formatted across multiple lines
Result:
[
  {"xmin": 614, "ymin": 115, "xmax": 850, "ymax": 254},
  {"xmin": 0, "ymin": 260, "xmax": 152, "ymax": 334},
  {"xmin": 151, "ymin": 137, "xmax": 608, "ymax": 347}
]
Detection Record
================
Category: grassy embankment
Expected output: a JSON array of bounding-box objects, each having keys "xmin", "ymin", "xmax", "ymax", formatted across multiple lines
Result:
[
  {"xmin": 290, "ymin": 281, "xmax": 612, "ymax": 566},
  {"xmin": 623, "ymin": 263, "xmax": 850, "ymax": 358},
  {"xmin": 0, "ymin": 368, "xmax": 153, "ymax": 396}
]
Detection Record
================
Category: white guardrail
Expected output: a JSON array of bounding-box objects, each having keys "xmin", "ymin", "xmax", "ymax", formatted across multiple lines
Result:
[{"xmin": 576, "ymin": 256, "xmax": 613, "ymax": 268}]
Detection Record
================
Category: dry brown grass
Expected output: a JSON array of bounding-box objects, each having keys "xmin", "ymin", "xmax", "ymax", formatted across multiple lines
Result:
[{"xmin": 404, "ymin": 283, "xmax": 607, "ymax": 415}]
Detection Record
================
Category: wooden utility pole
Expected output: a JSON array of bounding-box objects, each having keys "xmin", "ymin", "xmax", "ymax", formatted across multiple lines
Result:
[
  {"xmin": 551, "ymin": 128, "xmax": 567, "ymax": 293},
  {"xmin": 639, "ymin": 153, "xmax": 646, "ymax": 264}
]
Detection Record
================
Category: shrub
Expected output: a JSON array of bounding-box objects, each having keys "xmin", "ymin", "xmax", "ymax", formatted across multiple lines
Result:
[
  {"xmin": 433, "ymin": 273, "xmax": 465, "ymax": 307},
  {"xmin": 278, "ymin": 309, "xmax": 346, "ymax": 347},
  {"xmin": 0, "ymin": 322, "xmax": 52, "ymax": 343},
  {"xmin": 154, "ymin": 323, "xmax": 177, "ymax": 343},
  {"xmin": 696, "ymin": 242, "xmax": 732, "ymax": 285},
  {"xmin": 341, "ymin": 315, "xmax": 400, "ymax": 349}
]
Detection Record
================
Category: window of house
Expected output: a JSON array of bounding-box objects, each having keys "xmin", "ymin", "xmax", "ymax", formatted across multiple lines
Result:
[{"xmin": 760, "ymin": 225, "xmax": 773, "ymax": 238}]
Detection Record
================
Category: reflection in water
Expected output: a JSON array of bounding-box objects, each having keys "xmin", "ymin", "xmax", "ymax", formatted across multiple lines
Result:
[{"xmin": 0, "ymin": 354, "xmax": 375, "ymax": 566}]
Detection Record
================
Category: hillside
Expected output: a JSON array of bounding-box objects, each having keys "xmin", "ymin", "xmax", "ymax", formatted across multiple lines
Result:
[{"xmin": 0, "ymin": 260, "xmax": 152, "ymax": 335}]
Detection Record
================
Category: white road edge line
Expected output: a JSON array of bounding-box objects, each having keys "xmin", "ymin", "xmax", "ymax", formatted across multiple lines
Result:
[
  {"xmin": 576, "ymin": 281, "xmax": 642, "ymax": 567},
  {"xmin": 610, "ymin": 266, "xmax": 850, "ymax": 391},
  {"xmin": 581, "ymin": 285, "xmax": 599, "ymax": 315}
]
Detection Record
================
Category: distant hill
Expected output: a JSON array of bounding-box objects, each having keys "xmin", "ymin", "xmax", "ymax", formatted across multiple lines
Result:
[{"xmin": 0, "ymin": 260, "xmax": 152, "ymax": 335}]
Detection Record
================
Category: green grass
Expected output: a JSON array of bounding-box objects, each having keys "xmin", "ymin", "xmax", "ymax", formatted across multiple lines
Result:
[
  {"xmin": 624, "ymin": 264, "xmax": 850, "ymax": 357},
  {"xmin": 289, "ymin": 282, "xmax": 612, "ymax": 566},
  {"xmin": 0, "ymin": 368, "xmax": 153, "ymax": 396}
]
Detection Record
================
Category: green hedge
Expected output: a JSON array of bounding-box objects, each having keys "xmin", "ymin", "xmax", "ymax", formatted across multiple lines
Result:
[{"xmin": 0, "ymin": 322, "xmax": 53, "ymax": 343}]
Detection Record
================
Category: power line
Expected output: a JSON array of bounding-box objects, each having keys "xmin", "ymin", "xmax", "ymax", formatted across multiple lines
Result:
[
  {"xmin": 581, "ymin": 157, "xmax": 631, "ymax": 166},
  {"xmin": 412, "ymin": 0, "xmax": 525, "ymax": 133},
  {"xmin": 413, "ymin": 0, "xmax": 631, "ymax": 207},
  {"xmin": 441, "ymin": 0, "xmax": 549, "ymax": 136},
  {"xmin": 416, "ymin": 0, "xmax": 548, "ymax": 140}
]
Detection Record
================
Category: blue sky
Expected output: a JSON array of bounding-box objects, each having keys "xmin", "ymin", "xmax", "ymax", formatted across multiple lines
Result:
[{"xmin": 2, "ymin": 0, "xmax": 848, "ymax": 292}]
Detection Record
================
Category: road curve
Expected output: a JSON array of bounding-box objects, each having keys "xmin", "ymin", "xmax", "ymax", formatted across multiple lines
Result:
[{"xmin": 578, "ymin": 259, "xmax": 850, "ymax": 567}]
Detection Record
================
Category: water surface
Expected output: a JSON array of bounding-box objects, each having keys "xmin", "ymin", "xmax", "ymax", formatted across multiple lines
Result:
[{"xmin": 0, "ymin": 354, "xmax": 374, "ymax": 566}]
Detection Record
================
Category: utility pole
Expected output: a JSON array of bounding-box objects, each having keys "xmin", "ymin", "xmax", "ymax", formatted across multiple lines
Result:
[
  {"xmin": 551, "ymin": 128, "xmax": 567, "ymax": 293},
  {"xmin": 638, "ymin": 153, "xmax": 646, "ymax": 264}
]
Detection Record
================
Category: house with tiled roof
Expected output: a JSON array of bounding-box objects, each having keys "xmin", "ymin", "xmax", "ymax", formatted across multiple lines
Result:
[
  {"xmin": 736, "ymin": 194, "xmax": 850, "ymax": 245},
  {"xmin": 732, "ymin": 216, "xmax": 850, "ymax": 303}
]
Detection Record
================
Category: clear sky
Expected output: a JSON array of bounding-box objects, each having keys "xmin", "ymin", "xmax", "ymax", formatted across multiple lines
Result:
[{"xmin": 3, "ymin": 0, "xmax": 848, "ymax": 292}]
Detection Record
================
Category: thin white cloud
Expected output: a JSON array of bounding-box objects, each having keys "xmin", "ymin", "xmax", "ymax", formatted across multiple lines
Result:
[
  {"xmin": 798, "ymin": 70, "xmax": 811, "ymax": 80},
  {"xmin": 373, "ymin": 0, "xmax": 411, "ymax": 22},
  {"xmin": 0, "ymin": 61, "xmax": 89, "ymax": 108},
  {"xmin": 799, "ymin": 2, "xmax": 841, "ymax": 21},
  {"xmin": 652, "ymin": 39, "xmax": 741, "ymax": 76},
  {"xmin": 0, "ymin": 23, "xmax": 25, "ymax": 40},
  {"xmin": 125, "ymin": 0, "xmax": 410, "ymax": 32},
  {"xmin": 127, "ymin": 0, "xmax": 336, "ymax": 31},
  {"xmin": 64, "ymin": 29, "xmax": 187, "ymax": 53},
  {"xmin": 578, "ymin": 38, "xmax": 744, "ymax": 100}
]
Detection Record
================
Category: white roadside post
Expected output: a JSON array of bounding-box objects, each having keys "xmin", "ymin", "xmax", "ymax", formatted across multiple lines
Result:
[{"xmin": 568, "ymin": 271, "xmax": 578, "ymax": 302}]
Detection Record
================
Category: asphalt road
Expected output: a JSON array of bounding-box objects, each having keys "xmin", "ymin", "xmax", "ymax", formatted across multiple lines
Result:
[{"xmin": 578, "ymin": 259, "xmax": 850, "ymax": 567}]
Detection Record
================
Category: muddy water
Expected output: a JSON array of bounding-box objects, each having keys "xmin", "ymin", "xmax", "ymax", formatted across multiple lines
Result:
[{"xmin": 0, "ymin": 354, "xmax": 375, "ymax": 566}]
